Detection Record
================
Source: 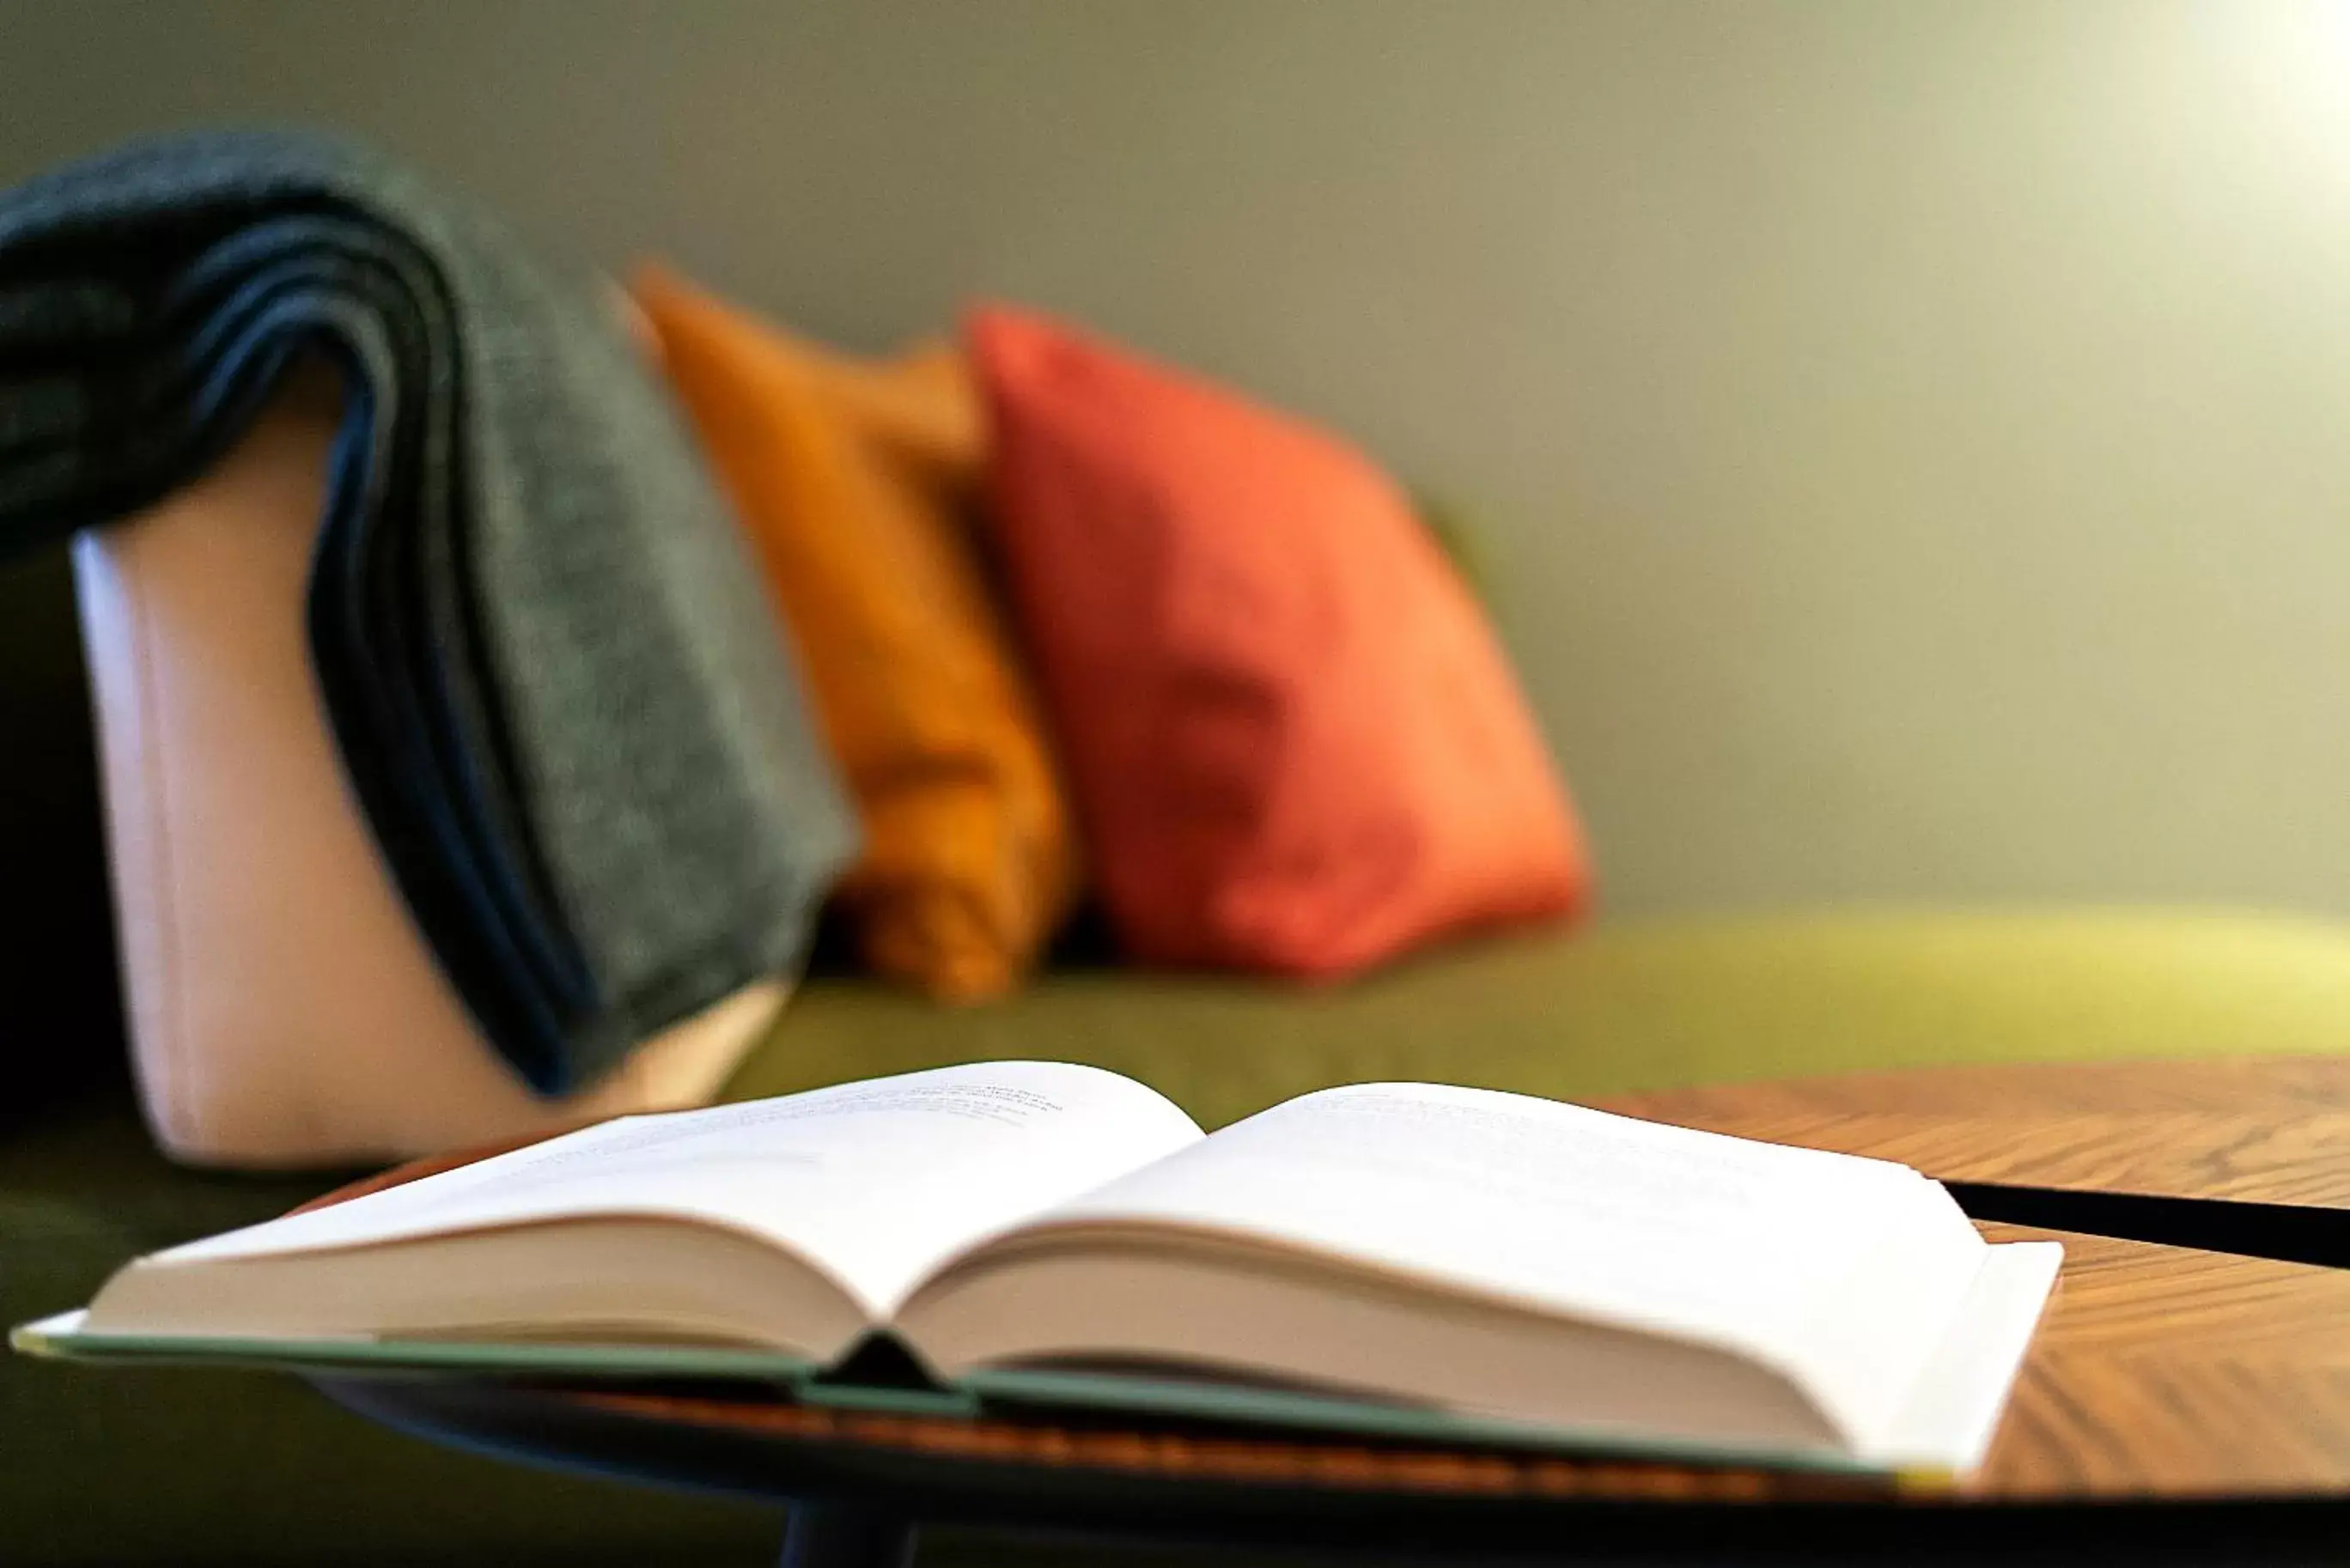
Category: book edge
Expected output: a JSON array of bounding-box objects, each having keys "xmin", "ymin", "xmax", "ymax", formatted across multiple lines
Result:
[
  {"xmin": 1870, "ymin": 1239, "xmax": 2064, "ymax": 1474},
  {"xmin": 10, "ymin": 1309, "xmax": 1885, "ymax": 1477}
]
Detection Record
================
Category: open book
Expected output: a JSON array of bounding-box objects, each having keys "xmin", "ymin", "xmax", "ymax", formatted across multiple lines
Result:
[{"xmin": 18, "ymin": 1062, "xmax": 2059, "ymax": 1477}]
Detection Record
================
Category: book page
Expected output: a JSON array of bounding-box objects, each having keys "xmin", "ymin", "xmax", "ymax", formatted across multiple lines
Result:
[
  {"xmin": 151, "ymin": 1062, "xmax": 1204, "ymax": 1316},
  {"xmin": 1018, "ymin": 1082, "xmax": 1984, "ymax": 1444}
]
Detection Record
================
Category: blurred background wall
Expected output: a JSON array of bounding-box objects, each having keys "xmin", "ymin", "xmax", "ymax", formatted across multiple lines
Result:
[{"xmin": 6, "ymin": 0, "xmax": 2350, "ymax": 920}]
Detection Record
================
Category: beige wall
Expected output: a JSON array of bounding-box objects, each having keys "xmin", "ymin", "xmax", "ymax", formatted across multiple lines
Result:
[{"xmin": 9, "ymin": 0, "xmax": 2350, "ymax": 916}]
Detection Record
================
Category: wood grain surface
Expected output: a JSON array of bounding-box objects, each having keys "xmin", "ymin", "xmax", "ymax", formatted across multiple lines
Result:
[
  {"xmin": 301, "ymin": 1057, "xmax": 2350, "ymax": 1502},
  {"xmin": 1597, "ymin": 1055, "xmax": 2350, "ymax": 1205},
  {"xmin": 1973, "ymin": 1223, "xmax": 2350, "ymax": 1496}
]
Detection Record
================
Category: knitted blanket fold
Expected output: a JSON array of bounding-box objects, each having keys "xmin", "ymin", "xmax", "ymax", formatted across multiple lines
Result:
[{"xmin": 0, "ymin": 130, "xmax": 855, "ymax": 1092}]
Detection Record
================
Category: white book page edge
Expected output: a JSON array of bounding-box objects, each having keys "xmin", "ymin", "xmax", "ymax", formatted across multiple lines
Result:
[
  {"xmin": 12, "ymin": 1309, "xmax": 88, "ymax": 1354},
  {"xmin": 1874, "ymin": 1240, "xmax": 2063, "ymax": 1474}
]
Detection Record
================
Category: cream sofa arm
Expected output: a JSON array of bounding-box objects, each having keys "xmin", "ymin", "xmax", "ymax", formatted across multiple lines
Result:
[{"xmin": 72, "ymin": 367, "xmax": 782, "ymax": 1170}]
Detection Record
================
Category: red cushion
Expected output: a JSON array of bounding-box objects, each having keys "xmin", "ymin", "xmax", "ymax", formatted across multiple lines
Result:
[{"xmin": 968, "ymin": 305, "xmax": 1592, "ymax": 975}]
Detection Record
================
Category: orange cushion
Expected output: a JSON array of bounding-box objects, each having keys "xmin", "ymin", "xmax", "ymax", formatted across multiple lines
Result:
[
  {"xmin": 634, "ymin": 267, "xmax": 1075, "ymax": 1000},
  {"xmin": 968, "ymin": 305, "xmax": 1592, "ymax": 977}
]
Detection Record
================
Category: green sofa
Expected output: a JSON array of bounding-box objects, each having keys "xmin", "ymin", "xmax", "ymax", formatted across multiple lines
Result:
[
  {"xmin": 15, "ymin": 906, "xmax": 2350, "ymax": 1565},
  {"xmin": 14, "ymin": 530, "xmax": 2350, "ymax": 1562}
]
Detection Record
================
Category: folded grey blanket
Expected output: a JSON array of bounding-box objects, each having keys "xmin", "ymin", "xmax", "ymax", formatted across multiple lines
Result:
[{"xmin": 0, "ymin": 130, "xmax": 855, "ymax": 1092}]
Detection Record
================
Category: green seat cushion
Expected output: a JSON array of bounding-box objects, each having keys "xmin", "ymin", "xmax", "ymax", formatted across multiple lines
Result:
[
  {"xmin": 14, "ymin": 906, "xmax": 2350, "ymax": 1565},
  {"xmin": 733, "ymin": 908, "xmax": 2350, "ymax": 1125}
]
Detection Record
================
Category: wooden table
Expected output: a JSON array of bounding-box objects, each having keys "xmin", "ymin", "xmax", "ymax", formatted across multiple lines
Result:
[
  {"xmin": 1604, "ymin": 1058, "xmax": 2350, "ymax": 1501},
  {"xmin": 1602, "ymin": 1055, "xmax": 2350, "ymax": 1207},
  {"xmin": 311, "ymin": 1058, "xmax": 2350, "ymax": 1565}
]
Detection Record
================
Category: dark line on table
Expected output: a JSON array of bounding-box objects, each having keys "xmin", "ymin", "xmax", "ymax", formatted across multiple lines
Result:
[{"xmin": 1948, "ymin": 1182, "xmax": 2350, "ymax": 1270}]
